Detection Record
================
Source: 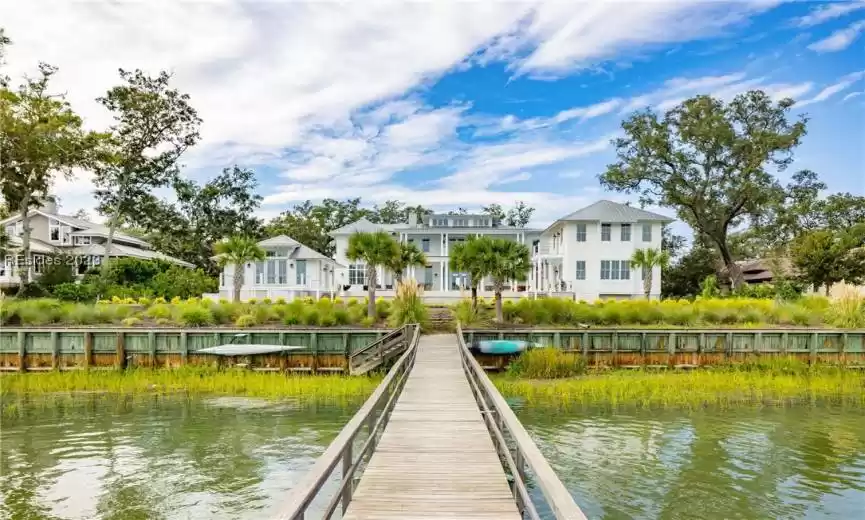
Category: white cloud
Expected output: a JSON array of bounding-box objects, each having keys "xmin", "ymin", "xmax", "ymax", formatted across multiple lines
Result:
[
  {"xmin": 487, "ymin": 1, "xmax": 779, "ymax": 75},
  {"xmin": 798, "ymin": 70, "xmax": 865, "ymax": 106},
  {"xmin": 795, "ymin": 1, "xmax": 865, "ymax": 27},
  {"xmin": 808, "ymin": 20, "xmax": 865, "ymax": 52},
  {"xmin": 843, "ymin": 91, "xmax": 863, "ymax": 102}
]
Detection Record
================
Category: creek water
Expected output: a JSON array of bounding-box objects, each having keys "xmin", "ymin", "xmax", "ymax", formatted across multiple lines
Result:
[{"xmin": 2, "ymin": 395, "xmax": 864, "ymax": 519}]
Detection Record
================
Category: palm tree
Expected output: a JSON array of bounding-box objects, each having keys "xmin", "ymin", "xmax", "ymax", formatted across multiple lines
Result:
[
  {"xmin": 214, "ymin": 235, "xmax": 265, "ymax": 302},
  {"xmin": 346, "ymin": 231, "xmax": 400, "ymax": 319},
  {"xmin": 630, "ymin": 247, "xmax": 670, "ymax": 300},
  {"xmin": 387, "ymin": 242, "xmax": 427, "ymax": 285},
  {"xmin": 479, "ymin": 237, "xmax": 531, "ymax": 322},
  {"xmin": 449, "ymin": 235, "xmax": 486, "ymax": 309}
]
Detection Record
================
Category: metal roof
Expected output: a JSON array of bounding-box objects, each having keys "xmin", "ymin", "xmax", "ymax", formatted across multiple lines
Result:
[{"xmin": 558, "ymin": 200, "xmax": 673, "ymax": 223}]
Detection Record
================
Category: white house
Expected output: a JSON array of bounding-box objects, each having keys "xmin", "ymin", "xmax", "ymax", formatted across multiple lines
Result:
[
  {"xmin": 211, "ymin": 200, "xmax": 673, "ymax": 302},
  {"xmin": 211, "ymin": 235, "xmax": 343, "ymax": 301},
  {"xmin": 532, "ymin": 200, "xmax": 672, "ymax": 301},
  {"xmin": 0, "ymin": 200, "xmax": 191, "ymax": 288}
]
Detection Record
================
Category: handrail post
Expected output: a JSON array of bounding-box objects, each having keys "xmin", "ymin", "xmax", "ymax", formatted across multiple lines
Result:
[{"xmin": 341, "ymin": 443, "xmax": 353, "ymax": 514}]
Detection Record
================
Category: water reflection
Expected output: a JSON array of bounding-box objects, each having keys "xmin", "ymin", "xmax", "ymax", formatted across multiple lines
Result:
[
  {"xmin": 0, "ymin": 395, "xmax": 355, "ymax": 520},
  {"xmin": 514, "ymin": 404, "xmax": 865, "ymax": 520}
]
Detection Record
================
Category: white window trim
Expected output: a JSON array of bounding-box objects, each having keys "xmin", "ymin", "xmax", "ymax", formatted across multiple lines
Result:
[
  {"xmin": 601, "ymin": 223, "xmax": 611, "ymax": 242},
  {"xmin": 575, "ymin": 260, "xmax": 586, "ymax": 280},
  {"xmin": 642, "ymin": 223, "xmax": 652, "ymax": 242},
  {"xmin": 621, "ymin": 223, "xmax": 631, "ymax": 242},
  {"xmin": 576, "ymin": 223, "xmax": 587, "ymax": 242}
]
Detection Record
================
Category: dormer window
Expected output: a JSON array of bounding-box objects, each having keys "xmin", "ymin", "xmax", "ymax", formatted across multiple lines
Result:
[{"xmin": 49, "ymin": 218, "xmax": 60, "ymax": 241}]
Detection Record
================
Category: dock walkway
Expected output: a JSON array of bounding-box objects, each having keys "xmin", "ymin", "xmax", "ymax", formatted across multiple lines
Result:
[{"xmin": 343, "ymin": 334, "xmax": 521, "ymax": 519}]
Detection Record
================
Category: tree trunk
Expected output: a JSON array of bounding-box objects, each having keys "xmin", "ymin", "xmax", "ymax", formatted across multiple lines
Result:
[
  {"xmin": 470, "ymin": 285, "xmax": 478, "ymax": 310},
  {"xmin": 366, "ymin": 265, "xmax": 377, "ymax": 319},
  {"xmin": 716, "ymin": 241, "xmax": 744, "ymax": 290},
  {"xmin": 15, "ymin": 193, "xmax": 32, "ymax": 296},
  {"xmin": 644, "ymin": 270, "xmax": 652, "ymax": 300},
  {"xmin": 101, "ymin": 206, "xmax": 122, "ymax": 280},
  {"xmin": 394, "ymin": 271, "xmax": 403, "ymax": 286},
  {"xmin": 825, "ymin": 283, "xmax": 832, "ymax": 297},
  {"xmin": 233, "ymin": 262, "xmax": 243, "ymax": 302},
  {"xmin": 494, "ymin": 290, "xmax": 503, "ymax": 323}
]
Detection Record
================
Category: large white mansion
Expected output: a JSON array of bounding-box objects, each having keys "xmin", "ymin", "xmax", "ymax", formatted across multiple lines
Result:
[{"xmin": 213, "ymin": 200, "xmax": 673, "ymax": 302}]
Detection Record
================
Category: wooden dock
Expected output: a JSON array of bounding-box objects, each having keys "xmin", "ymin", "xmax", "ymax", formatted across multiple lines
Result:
[{"xmin": 343, "ymin": 334, "xmax": 521, "ymax": 519}]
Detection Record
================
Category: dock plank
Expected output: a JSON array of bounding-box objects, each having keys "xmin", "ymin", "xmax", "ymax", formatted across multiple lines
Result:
[{"xmin": 343, "ymin": 334, "xmax": 520, "ymax": 520}]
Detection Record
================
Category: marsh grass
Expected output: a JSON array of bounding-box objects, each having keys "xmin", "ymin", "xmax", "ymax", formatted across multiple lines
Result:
[
  {"xmin": 458, "ymin": 296, "xmax": 855, "ymax": 329},
  {"xmin": 507, "ymin": 348, "xmax": 587, "ymax": 379},
  {"xmin": 388, "ymin": 280, "xmax": 428, "ymax": 327},
  {"xmin": 0, "ymin": 297, "xmax": 392, "ymax": 328},
  {"xmin": 0, "ymin": 368, "xmax": 381, "ymax": 402},
  {"xmin": 494, "ymin": 366, "xmax": 865, "ymax": 409}
]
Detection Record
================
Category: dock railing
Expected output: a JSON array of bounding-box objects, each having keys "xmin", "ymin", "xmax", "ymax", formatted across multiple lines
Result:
[
  {"xmin": 457, "ymin": 322, "xmax": 588, "ymax": 520},
  {"xmin": 277, "ymin": 323, "xmax": 420, "ymax": 519}
]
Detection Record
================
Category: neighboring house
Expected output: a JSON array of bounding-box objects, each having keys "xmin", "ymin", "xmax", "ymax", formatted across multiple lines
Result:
[
  {"xmin": 0, "ymin": 201, "xmax": 191, "ymax": 288},
  {"xmin": 330, "ymin": 200, "xmax": 673, "ymax": 302},
  {"xmin": 210, "ymin": 235, "xmax": 343, "ymax": 301}
]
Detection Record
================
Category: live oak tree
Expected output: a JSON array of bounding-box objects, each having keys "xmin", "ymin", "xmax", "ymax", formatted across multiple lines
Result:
[
  {"xmin": 505, "ymin": 201, "xmax": 535, "ymax": 228},
  {"xmin": 345, "ymin": 231, "xmax": 400, "ymax": 319},
  {"xmin": 1, "ymin": 61, "xmax": 102, "ymax": 294},
  {"xmin": 600, "ymin": 91, "xmax": 807, "ymax": 289},
  {"xmin": 94, "ymin": 69, "xmax": 201, "ymax": 279},
  {"xmin": 790, "ymin": 225, "xmax": 865, "ymax": 296}
]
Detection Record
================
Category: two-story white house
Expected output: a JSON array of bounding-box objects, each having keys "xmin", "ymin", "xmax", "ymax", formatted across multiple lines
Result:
[
  {"xmin": 0, "ymin": 201, "xmax": 191, "ymax": 288},
  {"xmin": 211, "ymin": 235, "xmax": 343, "ymax": 301},
  {"xmin": 532, "ymin": 200, "xmax": 672, "ymax": 300}
]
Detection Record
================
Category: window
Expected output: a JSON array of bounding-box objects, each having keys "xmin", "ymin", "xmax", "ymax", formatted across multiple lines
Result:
[
  {"xmin": 5, "ymin": 224, "xmax": 15, "ymax": 237},
  {"xmin": 576, "ymin": 223, "xmax": 586, "ymax": 242},
  {"xmin": 295, "ymin": 259, "xmax": 307, "ymax": 285},
  {"xmin": 601, "ymin": 223, "xmax": 611, "ymax": 241},
  {"xmin": 266, "ymin": 259, "xmax": 276, "ymax": 284},
  {"xmin": 642, "ymin": 224, "xmax": 652, "ymax": 242},
  {"xmin": 620, "ymin": 223, "xmax": 631, "ymax": 241},
  {"xmin": 265, "ymin": 250, "xmax": 277, "ymax": 257},
  {"xmin": 49, "ymin": 218, "xmax": 60, "ymax": 241},
  {"xmin": 255, "ymin": 261, "xmax": 265, "ymax": 284},
  {"xmin": 601, "ymin": 260, "xmax": 612, "ymax": 280},
  {"xmin": 432, "ymin": 218, "xmax": 448, "ymax": 227},
  {"xmin": 73, "ymin": 236, "xmax": 91, "ymax": 245},
  {"xmin": 601, "ymin": 260, "xmax": 631, "ymax": 280},
  {"xmin": 619, "ymin": 260, "xmax": 631, "ymax": 280},
  {"xmin": 348, "ymin": 264, "xmax": 365, "ymax": 285},
  {"xmin": 575, "ymin": 261, "xmax": 586, "ymax": 280},
  {"xmin": 421, "ymin": 238, "xmax": 430, "ymax": 252},
  {"xmin": 277, "ymin": 259, "xmax": 287, "ymax": 284}
]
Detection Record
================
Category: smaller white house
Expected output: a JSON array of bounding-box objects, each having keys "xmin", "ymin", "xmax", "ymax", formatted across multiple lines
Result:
[{"xmin": 210, "ymin": 235, "xmax": 343, "ymax": 301}]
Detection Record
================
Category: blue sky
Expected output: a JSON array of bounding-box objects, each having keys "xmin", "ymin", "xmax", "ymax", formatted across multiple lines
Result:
[{"xmin": 2, "ymin": 1, "xmax": 864, "ymax": 228}]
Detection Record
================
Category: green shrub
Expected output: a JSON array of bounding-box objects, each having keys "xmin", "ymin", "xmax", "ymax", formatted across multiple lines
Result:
[
  {"xmin": 253, "ymin": 305, "xmax": 277, "ymax": 324},
  {"xmin": 360, "ymin": 316, "xmax": 375, "ymax": 327},
  {"xmin": 64, "ymin": 305, "xmax": 98, "ymax": 325},
  {"xmin": 121, "ymin": 317, "xmax": 142, "ymax": 327},
  {"xmin": 177, "ymin": 305, "xmax": 214, "ymax": 327},
  {"xmin": 375, "ymin": 299, "xmax": 391, "ymax": 319},
  {"xmin": 318, "ymin": 309, "xmax": 337, "ymax": 327},
  {"xmin": 283, "ymin": 312, "xmax": 300, "ymax": 326},
  {"xmin": 348, "ymin": 305, "xmax": 367, "ymax": 324},
  {"xmin": 302, "ymin": 307, "xmax": 320, "ymax": 326},
  {"xmin": 334, "ymin": 308, "xmax": 350, "ymax": 325},
  {"xmin": 146, "ymin": 304, "xmax": 172, "ymax": 320},
  {"xmin": 52, "ymin": 282, "xmax": 95, "ymax": 302},
  {"xmin": 155, "ymin": 317, "xmax": 171, "ymax": 326},
  {"xmin": 508, "ymin": 348, "xmax": 587, "ymax": 379},
  {"xmin": 235, "ymin": 314, "xmax": 257, "ymax": 327},
  {"xmin": 14, "ymin": 299, "xmax": 63, "ymax": 325}
]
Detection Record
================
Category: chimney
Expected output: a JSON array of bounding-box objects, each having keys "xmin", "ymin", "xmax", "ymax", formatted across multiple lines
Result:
[
  {"xmin": 408, "ymin": 210, "xmax": 418, "ymax": 227},
  {"xmin": 38, "ymin": 196, "xmax": 57, "ymax": 215}
]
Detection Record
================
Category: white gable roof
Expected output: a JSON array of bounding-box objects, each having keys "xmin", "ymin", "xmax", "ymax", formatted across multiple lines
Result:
[{"xmin": 558, "ymin": 200, "xmax": 673, "ymax": 223}]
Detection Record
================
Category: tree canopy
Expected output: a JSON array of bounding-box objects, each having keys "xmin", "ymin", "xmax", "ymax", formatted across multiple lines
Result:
[
  {"xmin": 345, "ymin": 231, "xmax": 400, "ymax": 318},
  {"xmin": 214, "ymin": 236, "xmax": 265, "ymax": 302},
  {"xmin": 790, "ymin": 225, "xmax": 865, "ymax": 296},
  {"xmin": 600, "ymin": 90, "xmax": 807, "ymax": 288}
]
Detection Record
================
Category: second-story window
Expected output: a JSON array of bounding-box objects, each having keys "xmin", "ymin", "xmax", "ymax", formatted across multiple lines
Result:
[
  {"xmin": 421, "ymin": 238, "xmax": 430, "ymax": 252},
  {"xmin": 49, "ymin": 219, "xmax": 60, "ymax": 241},
  {"xmin": 601, "ymin": 223, "xmax": 611, "ymax": 241},
  {"xmin": 576, "ymin": 223, "xmax": 586, "ymax": 242},
  {"xmin": 621, "ymin": 223, "xmax": 631, "ymax": 241},
  {"xmin": 642, "ymin": 224, "xmax": 652, "ymax": 242}
]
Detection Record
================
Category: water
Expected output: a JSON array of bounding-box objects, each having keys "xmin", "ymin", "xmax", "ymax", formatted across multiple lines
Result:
[
  {"xmin": 3, "ymin": 397, "xmax": 864, "ymax": 520},
  {"xmin": 0, "ymin": 395, "xmax": 356, "ymax": 520},
  {"xmin": 514, "ymin": 403, "xmax": 865, "ymax": 520}
]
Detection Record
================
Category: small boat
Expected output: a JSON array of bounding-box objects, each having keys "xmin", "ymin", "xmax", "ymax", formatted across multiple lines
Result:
[
  {"xmin": 197, "ymin": 344, "xmax": 306, "ymax": 356},
  {"xmin": 472, "ymin": 340, "xmax": 540, "ymax": 355}
]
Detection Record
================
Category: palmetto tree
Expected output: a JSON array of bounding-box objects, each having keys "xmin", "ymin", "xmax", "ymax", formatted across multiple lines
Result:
[
  {"xmin": 449, "ymin": 235, "xmax": 486, "ymax": 310},
  {"xmin": 484, "ymin": 239, "xmax": 531, "ymax": 322},
  {"xmin": 387, "ymin": 242, "xmax": 427, "ymax": 285},
  {"xmin": 346, "ymin": 231, "xmax": 400, "ymax": 319},
  {"xmin": 630, "ymin": 247, "xmax": 670, "ymax": 300},
  {"xmin": 214, "ymin": 235, "xmax": 265, "ymax": 302}
]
